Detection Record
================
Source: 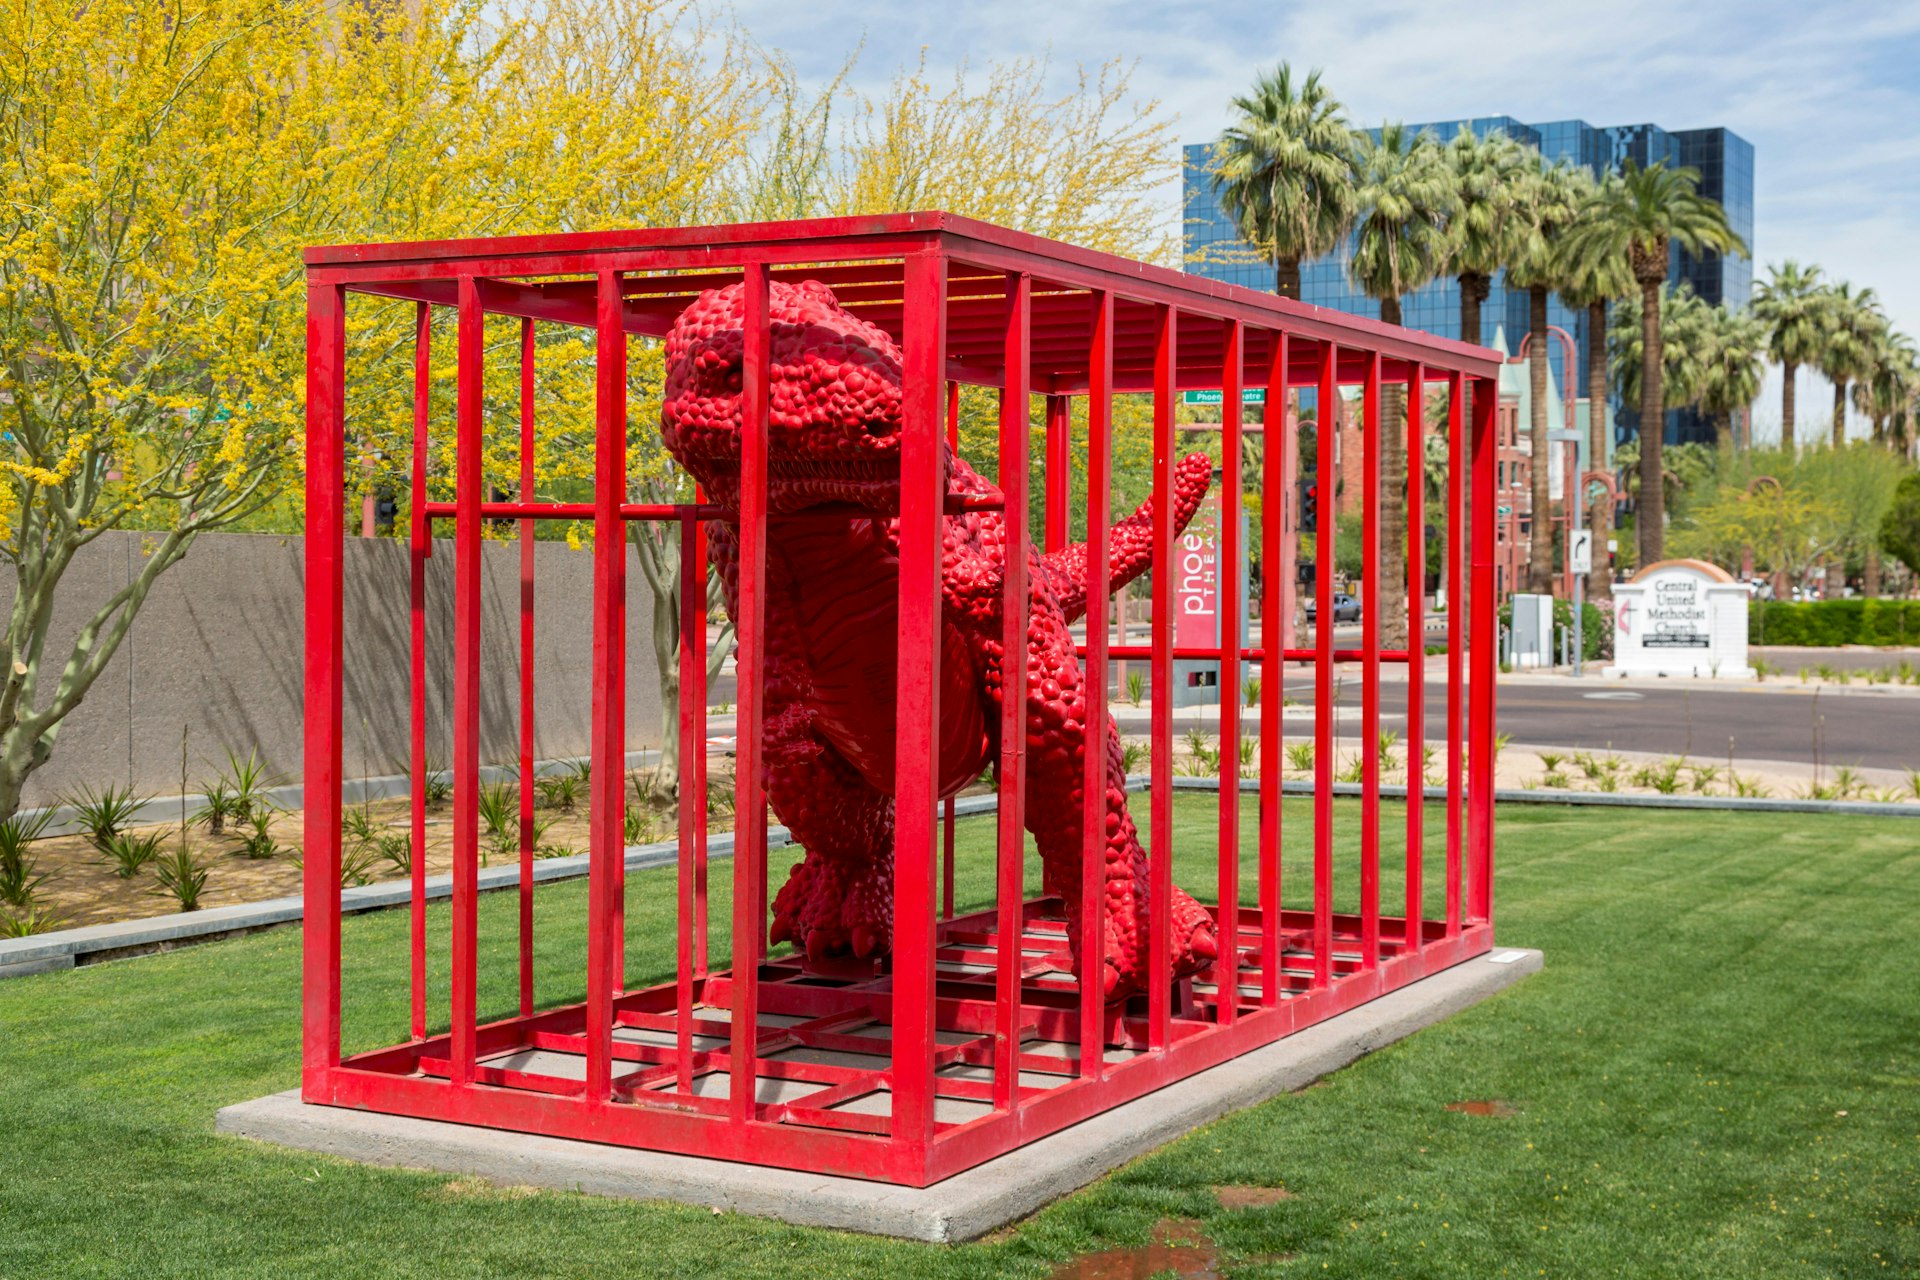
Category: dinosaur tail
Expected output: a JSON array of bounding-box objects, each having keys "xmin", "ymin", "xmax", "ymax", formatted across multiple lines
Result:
[{"xmin": 1041, "ymin": 452, "xmax": 1214, "ymax": 625}]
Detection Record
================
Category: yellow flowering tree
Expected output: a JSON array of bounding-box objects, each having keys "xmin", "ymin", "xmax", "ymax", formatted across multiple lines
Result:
[{"xmin": 0, "ymin": 0, "xmax": 772, "ymax": 819}]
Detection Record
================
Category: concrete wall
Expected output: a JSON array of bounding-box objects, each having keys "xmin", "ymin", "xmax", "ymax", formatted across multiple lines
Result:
[{"xmin": 4, "ymin": 530, "xmax": 665, "ymax": 807}]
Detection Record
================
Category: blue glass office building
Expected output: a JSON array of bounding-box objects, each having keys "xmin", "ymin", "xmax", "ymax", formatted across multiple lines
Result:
[{"xmin": 1183, "ymin": 116, "xmax": 1754, "ymax": 446}]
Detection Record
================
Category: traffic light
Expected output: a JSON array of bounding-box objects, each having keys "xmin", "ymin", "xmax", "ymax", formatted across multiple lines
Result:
[{"xmin": 1299, "ymin": 480, "xmax": 1318, "ymax": 529}]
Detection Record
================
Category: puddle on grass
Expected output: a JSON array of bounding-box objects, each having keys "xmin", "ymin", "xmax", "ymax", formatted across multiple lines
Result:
[
  {"xmin": 1045, "ymin": 1217, "xmax": 1220, "ymax": 1279},
  {"xmin": 1213, "ymin": 1184, "xmax": 1294, "ymax": 1209},
  {"xmin": 1446, "ymin": 1099, "xmax": 1520, "ymax": 1117}
]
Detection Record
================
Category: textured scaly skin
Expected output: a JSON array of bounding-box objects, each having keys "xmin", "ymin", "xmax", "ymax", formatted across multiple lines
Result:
[{"xmin": 660, "ymin": 279, "xmax": 1217, "ymax": 999}]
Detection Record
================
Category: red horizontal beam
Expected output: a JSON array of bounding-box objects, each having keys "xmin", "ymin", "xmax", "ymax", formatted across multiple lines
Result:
[
  {"xmin": 1086, "ymin": 645, "xmax": 1413, "ymax": 664},
  {"xmin": 419, "ymin": 493, "xmax": 1003, "ymax": 524}
]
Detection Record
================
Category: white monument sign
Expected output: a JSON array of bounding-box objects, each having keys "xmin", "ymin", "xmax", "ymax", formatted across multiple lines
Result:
[{"xmin": 1606, "ymin": 559, "xmax": 1754, "ymax": 679}]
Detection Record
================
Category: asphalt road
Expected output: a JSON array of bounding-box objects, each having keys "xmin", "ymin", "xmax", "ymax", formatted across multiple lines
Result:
[{"xmin": 703, "ymin": 629, "xmax": 1919, "ymax": 772}]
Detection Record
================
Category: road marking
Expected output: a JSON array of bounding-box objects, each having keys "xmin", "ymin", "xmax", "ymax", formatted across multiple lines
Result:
[{"xmin": 1582, "ymin": 691, "xmax": 1645, "ymax": 701}]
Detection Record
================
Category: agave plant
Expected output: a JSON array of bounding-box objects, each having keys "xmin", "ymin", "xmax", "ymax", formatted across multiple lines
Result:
[
  {"xmin": 0, "ymin": 810, "xmax": 54, "ymax": 909},
  {"xmin": 63, "ymin": 782, "xmax": 149, "ymax": 850},
  {"xmin": 100, "ymin": 830, "xmax": 165, "ymax": 879},
  {"xmin": 192, "ymin": 779, "xmax": 243, "ymax": 835},
  {"xmin": 237, "ymin": 807, "xmax": 286, "ymax": 860},
  {"xmin": 0, "ymin": 904, "xmax": 69, "ymax": 938},
  {"xmin": 219, "ymin": 748, "xmax": 283, "ymax": 826},
  {"xmin": 152, "ymin": 847, "xmax": 211, "ymax": 911}
]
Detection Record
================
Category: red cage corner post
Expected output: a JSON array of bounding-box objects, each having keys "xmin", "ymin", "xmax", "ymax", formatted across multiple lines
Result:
[{"xmin": 300, "ymin": 213, "xmax": 1504, "ymax": 1188}]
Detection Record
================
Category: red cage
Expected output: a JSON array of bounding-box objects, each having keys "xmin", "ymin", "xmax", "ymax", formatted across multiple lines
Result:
[{"xmin": 300, "ymin": 212, "xmax": 1502, "ymax": 1187}]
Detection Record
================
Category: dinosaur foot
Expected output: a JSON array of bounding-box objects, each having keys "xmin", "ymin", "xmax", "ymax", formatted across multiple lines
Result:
[
  {"xmin": 1093, "ymin": 883, "xmax": 1219, "ymax": 1001},
  {"xmin": 769, "ymin": 849, "xmax": 893, "ymax": 963}
]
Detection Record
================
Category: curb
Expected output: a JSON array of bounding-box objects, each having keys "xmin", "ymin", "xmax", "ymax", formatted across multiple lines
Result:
[
  {"xmin": 0, "ymin": 825, "xmax": 794, "ymax": 979},
  {"xmin": 1166, "ymin": 776, "xmax": 1920, "ymax": 818}
]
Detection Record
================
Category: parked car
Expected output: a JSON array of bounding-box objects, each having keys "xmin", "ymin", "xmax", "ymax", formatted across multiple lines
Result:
[{"xmin": 1305, "ymin": 592, "xmax": 1361, "ymax": 623}]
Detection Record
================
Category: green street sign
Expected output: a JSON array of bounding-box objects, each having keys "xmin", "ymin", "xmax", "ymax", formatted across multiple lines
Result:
[{"xmin": 1182, "ymin": 388, "xmax": 1267, "ymax": 406}]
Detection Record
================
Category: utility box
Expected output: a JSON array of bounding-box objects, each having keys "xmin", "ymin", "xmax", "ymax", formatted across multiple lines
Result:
[{"xmin": 1509, "ymin": 592, "xmax": 1554, "ymax": 668}]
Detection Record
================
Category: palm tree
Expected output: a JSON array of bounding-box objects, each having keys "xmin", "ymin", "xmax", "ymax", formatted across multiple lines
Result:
[
  {"xmin": 1610, "ymin": 285, "xmax": 1713, "ymax": 415},
  {"xmin": 1696, "ymin": 304, "xmax": 1769, "ymax": 449},
  {"xmin": 1349, "ymin": 123, "xmax": 1458, "ymax": 648},
  {"xmin": 1506, "ymin": 157, "xmax": 1591, "ymax": 592},
  {"xmin": 1211, "ymin": 65, "xmax": 1357, "ymax": 300},
  {"xmin": 1817, "ymin": 282, "xmax": 1885, "ymax": 449},
  {"xmin": 1441, "ymin": 127, "xmax": 1532, "ymax": 347},
  {"xmin": 1751, "ymin": 260, "xmax": 1826, "ymax": 451},
  {"xmin": 1437, "ymin": 126, "xmax": 1530, "ymax": 621},
  {"xmin": 1561, "ymin": 161, "xmax": 1745, "ymax": 566},
  {"xmin": 1850, "ymin": 327, "xmax": 1917, "ymax": 448},
  {"xmin": 1557, "ymin": 173, "xmax": 1636, "ymax": 598}
]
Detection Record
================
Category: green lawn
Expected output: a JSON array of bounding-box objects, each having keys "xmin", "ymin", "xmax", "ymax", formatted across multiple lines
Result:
[{"xmin": 2, "ymin": 798, "xmax": 1916, "ymax": 1278}]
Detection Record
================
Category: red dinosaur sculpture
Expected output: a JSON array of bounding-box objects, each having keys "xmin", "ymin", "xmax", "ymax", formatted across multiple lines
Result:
[{"xmin": 660, "ymin": 279, "xmax": 1218, "ymax": 999}]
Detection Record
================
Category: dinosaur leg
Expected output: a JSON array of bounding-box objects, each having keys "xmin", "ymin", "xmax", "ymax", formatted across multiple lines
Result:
[
  {"xmin": 762, "ymin": 701, "xmax": 896, "ymax": 961},
  {"xmin": 1019, "ymin": 600, "xmax": 1216, "ymax": 999}
]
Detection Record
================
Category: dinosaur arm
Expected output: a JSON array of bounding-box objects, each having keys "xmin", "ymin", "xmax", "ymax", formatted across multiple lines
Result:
[{"xmin": 1041, "ymin": 452, "xmax": 1214, "ymax": 625}]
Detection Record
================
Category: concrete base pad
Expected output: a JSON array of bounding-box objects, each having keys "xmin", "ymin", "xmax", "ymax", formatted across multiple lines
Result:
[{"xmin": 217, "ymin": 948, "xmax": 1542, "ymax": 1242}]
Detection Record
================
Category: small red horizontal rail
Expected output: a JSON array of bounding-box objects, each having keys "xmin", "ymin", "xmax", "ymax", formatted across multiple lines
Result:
[
  {"xmin": 1084, "ymin": 645, "xmax": 1413, "ymax": 664},
  {"xmin": 421, "ymin": 493, "xmax": 1003, "ymax": 523}
]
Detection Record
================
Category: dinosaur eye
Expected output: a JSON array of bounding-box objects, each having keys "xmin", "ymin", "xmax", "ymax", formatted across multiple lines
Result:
[{"xmin": 864, "ymin": 418, "xmax": 892, "ymax": 438}]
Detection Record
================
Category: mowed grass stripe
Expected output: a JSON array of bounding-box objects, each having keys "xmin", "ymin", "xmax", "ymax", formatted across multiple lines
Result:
[{"xmin": 0, "ymin": 798, "xmax": 1914, "ymax": 1278}]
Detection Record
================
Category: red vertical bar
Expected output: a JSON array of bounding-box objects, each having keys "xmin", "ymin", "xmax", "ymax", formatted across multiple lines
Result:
[
  {"xmin": 729, "ymin": 264, "xmax": 772, "ymax": 1125},
  {"xmin": 1405, "ymin": 365, "xmax": 1426, "ymax": 950},
  {"xmin": 408, "ymin": 302, "xmax": 430, "ymax": 1043},
  {"xmin": 691, "ymin": 489, "xmax": 710, "ymax": 976},
  {"xmin": 1045, "ymin": 393, "xmax": 1071, "ymax": 554},
  {"xmin": 518, "ymin": 317, "xmax": 536, "ymax": 1019},
  {"xmin": 301, "ymin": 279, "xmax": 345, "ymax": 1100},
  {"xmin": 1359, "ymin": 352, "xmax": 1381, "ymax": 969},
  {"xmin": 942, "ymin": 381, "xmax": 959, "ymax": 919},
  {"xmin": 586, "ymin": 270, "xmax": 628, "ymax": 1102},
  {"xmin": 1148, "ymin": 303, "xmax": 1177, "ymax": 1050},
  {"xmin": 1312, "ymin": 343, "xmax": 1336, "ymax": 988},
  {"xmin": 1080, "ymin": 290, "xmax": 1112, "ymax": 1079},
  {"xmin": 993, "ymin": 273, "xmax": 1030, "ymax": 1111},
  {"xmin": 1258, "ymin": 331, "xmax": 1286, "ymax": 1006},
  {"xmin": 1445, "ymin": 373, "xmax": 1465, "ymax": 937},
  {"xmin": 677, "ymin": 515, "xmax": 702, "ymax": 1092},
  {"xmin": 1469, "ymin": 376, "xmax": 1498, "ymax": 924},
  {"xmin": 892, "ymin": 251, "xmax": 947, "ymax": 1170},
  {"xmin": 1216, "ymin": 320, "xmax": 1243, "ymax": 1022},
  {"xmin": 449, "ymin": 277, "xmax": 484, "ymax": 1086}
]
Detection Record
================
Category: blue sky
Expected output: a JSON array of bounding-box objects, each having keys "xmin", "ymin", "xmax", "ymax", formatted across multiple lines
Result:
[{"xmin": 730, "ymin": 0, "xmax": 1920, "ymax": 443}]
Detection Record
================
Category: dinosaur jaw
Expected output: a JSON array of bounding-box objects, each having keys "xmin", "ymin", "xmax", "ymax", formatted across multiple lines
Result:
[{"xmin": 688, "ymin": 454, "xmax": 942, "ymax": 516}]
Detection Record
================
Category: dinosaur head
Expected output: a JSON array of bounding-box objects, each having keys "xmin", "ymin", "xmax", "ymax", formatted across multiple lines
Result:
[{"xmin": 661, "ymin": 278, "xmax": 926, "ymax": 513}]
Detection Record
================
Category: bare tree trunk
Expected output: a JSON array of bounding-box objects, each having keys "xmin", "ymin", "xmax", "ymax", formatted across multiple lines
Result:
[
  {"xmin": 1781, "ymin": 361, "xmax": 1797, "ymax": 452},
  {"xmin": 631, "ymin": 525, "xmax": 734, "ymax": 799},
  {"xmin": 1824, "ymin": 558, "xmax": 1844, "ymax": 599},
  {"xmin": 1637, "ymin": 278, "xmax": 1666, "ymax": 568},
  {"xmin": 1276, "ymin": 256, "xmax": 1302, "ymax": 301},
  {"xmin": 1865, "ymin": 545, "xmax": 1883, "ymax": 598},
  {"xmin": 1379, "ymin": 296, "xmax": 1408, "ymax": 650},
  {"xmin": 1833, "ymin": 380, "xmax": 1848, "ymax": 449},
  {"xmin": 1587, "ymin": 301, "xmax": 1613, "ymax": 598},
  {"xmin": 1527, "ymin": 287, "xmax": 1554, "ymax": 593}
]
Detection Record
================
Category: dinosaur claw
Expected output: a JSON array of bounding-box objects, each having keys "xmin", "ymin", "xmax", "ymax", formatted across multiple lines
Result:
[
  {"xmin": 851, "ymin": 924, "xmax": 878, "ymax": 958},
  {"xmin": 806, "ymin": 928, "xmax": 831, "ymax": 962},
  {"xmin": 1102, "ymin": 962, "xmax": 1122, "ymax": 1000},
  {"xmin": 1190, "ymin": 926, "xmax": 1218, "ymax": 961}
]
